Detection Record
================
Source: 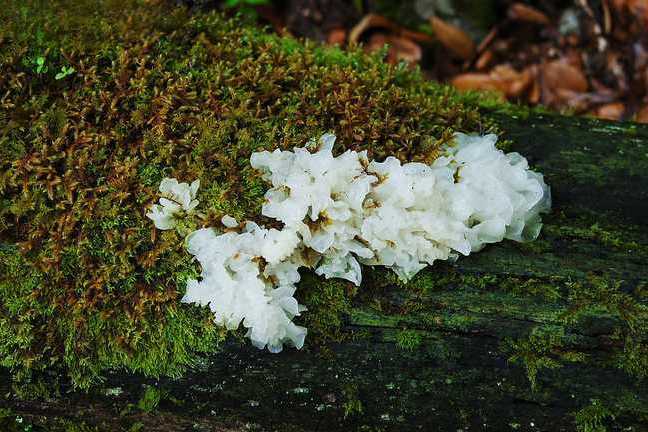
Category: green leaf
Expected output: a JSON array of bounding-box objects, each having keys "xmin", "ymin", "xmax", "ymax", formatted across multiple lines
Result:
[{"xmin": 55, "ymin": 66, "xmax": 76, "ymax": 80}]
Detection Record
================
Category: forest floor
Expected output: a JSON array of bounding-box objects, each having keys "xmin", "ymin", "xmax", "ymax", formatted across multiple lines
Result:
[{"xmin": 192, "ymin": 0, "xmax": 648, "ymax": 122}]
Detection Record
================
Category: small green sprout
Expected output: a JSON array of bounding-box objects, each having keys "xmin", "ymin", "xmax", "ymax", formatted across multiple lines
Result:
[
  {"xmin": 34, "ymin": 56, "xmax": 48, "ymax": 74},
  {"xmin": 55, "ymin": 65, "xmax": 76, "ymax": 80}
]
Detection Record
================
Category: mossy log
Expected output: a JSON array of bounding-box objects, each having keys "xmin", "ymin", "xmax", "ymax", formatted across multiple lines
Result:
[
  {"xmin": 1, "ymin": 1, "xmax": 647, "ymax": 431},
  {"xmin": 1, "ymin": 111, "xmax": 647, "ymax": 431}
]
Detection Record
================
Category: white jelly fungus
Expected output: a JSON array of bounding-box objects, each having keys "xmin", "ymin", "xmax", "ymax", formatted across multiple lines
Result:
[
  {"xmin": 146, "ymin": 178, "xmax": 200, "ymax": 230},
  {"xmin": 149, "ymin": 132, "xmax": 550, "ymax": 353}
]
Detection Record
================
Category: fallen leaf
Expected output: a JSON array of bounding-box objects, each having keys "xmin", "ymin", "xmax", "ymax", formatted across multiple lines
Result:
[
  {"xmin": 476, "ymin": 27, "xmax": 499, "ymax": 54},
  {"xmin": 491, "ymin": 64, "xmax": 521, "ymax": 92},
  {"xmin": 627, "ymin": 0, "xmax": 648, "ymax": 26},
  {"xmin": 542, "ymin": 59, "xmax": 588, "ymax": 100},
  {"xmin": 350, "ymin": 14, "xmax": 393, "ymax": 44},
  {"xmin": 605, "ymin": 51, "xmax": 629, "ymax": 92},
  {"xmin": 387, "ymin": 36, "xmax": 422, "ymax": 64},
  {"xmin": 556, "ymin": 88, "xmax": 589, "ymax": 111},
  {"xmin": 400, "ymin": 28, "xmax": 435, "ymax": 44},
  {"xmin": 367, "ymin": 33, "xmax": 422, "ymax": 65},
  {"xmin": 451, "ymin": 73, "xmax": 502, "ymax": 93},
  {"xmin": 602, "ymin": 0, "xmax": 612, "ymax": 33},
  {"xmin": 475, "ymin": 50, "xmax": 494, "ymax": 70},
  {"xmin": 505, "ymin": 67, "xmax": 534, "ymax": 97},
  {"xmin": 430, "ymin": 16, "xmax": 475, "ymax": 60},
  {"xmin": 496, "ymin": 65, "xmax": 535, "ymax": 97},
  {"xmin": 593, "ymin": 102, "xmax": 625, "ymax": 120},
  {"xmin": 366, "ymin": 32, "xmax": 387, "ymax": 51},
  {"xmin": 508, "ymin": 3, "xmax": 551, "ymax": 25},
  {"xmin": 350, "ymin": 14, "xmax": 434, "ymax": 45},
  {"xmin": 327, "ymin": 27, "xmax": 347, "ymax": 45},
  {"xmin": 529, "ymin": 79, "xmax": 541, "ymax": 104},
  {"xmin": 452, "ymin": 64, "xmax": 534, "ymax": 98},
  {"xmin": 635, "ymin": 104, "xmax": 648, "ymax": 122}
]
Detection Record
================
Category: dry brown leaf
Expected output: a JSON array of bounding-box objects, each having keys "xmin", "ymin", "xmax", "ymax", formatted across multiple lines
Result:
[
  {"xmin": 540, "ymin": 58, "xmax": 589, "ymax": 111},
  {"xmin": 491, "ymin": 65, "xmax": 534, "ymax": 97},
  {"xmin": 490, "ymin": 64, "xmax": 519, "ymax": 79},
  {"xmin": 589, "ymin": 81, "xmax": 619, "ymax": 102},
  {"xmin": 476, "ymin": 27, "xmax": 498, "ymax": 54},
  {"xmin": 602, "ymin": 0, "xmax": 612, "ymax": 33},
  {"xmin": 475, "ymin": 50, "xmax": 494, "ymax": 70},
  {"xmin": 627, "ymin": 0, "xmax": 648, "ymax": 25},
  {"xmin": 542, "ymin": 59, "xmax": 588, "ymax": 93},
  {"xmin": 635, "ymin": 104, "xmax": 648, "ymax": 122},
  {"xmin": 605, "ymin": 51, "xmax": 629, "ymax": 92},
  {"xmin": 350, "ymin": 14, "xmax": 433, "ymax": 45},
  {"xmin": 327, "ymin": 28, "xmax": 347, "ymax": 45},
  {"xmin": 349, "ymin": 14, "xmax": 390, "ymax": 44},
  {"xmin": 388, "ymin": 36, "xmax": 422, "ymax": 64},
  {"xmin": 347, "ymin": 13, "xmax": 431, "ymax": 66},
  {"xmin": 366, "ymin": 33, "xmax": 387, "ymax": 51},
  {"xmin": 529, "ymin": 79, "xmax": 541, "ymax": 104},
  {"xmin": 508, "ymin": 3, "xmax": 551, "ymax": 25},
  {"xmin": 556, "ymin": 88, "xmax": 590, "ymax": 111},
  {"xmin": 367, "ymin": 33, "xmax": 422, "ymax": 65},
  {"xmin": 430, "ymin": 16, "xmax": 475, "ymax": 60},
  {"xmin": 452, "ymin": 64, "xmax": 534, "ymax": 98},
  {"xmin": 451, "ymin": 73, "xmax": 502, "ymax": 93},
  {"xmin": 400, "ymin": 30, "xmax": 435, "ymax": 44},
  {"xmin": 507, "ymin": 68, "xmax": 534, "ymax": 97},
  {"xmin": 593, "ymin": 102, "xmax": 625, "ymax": 120}
]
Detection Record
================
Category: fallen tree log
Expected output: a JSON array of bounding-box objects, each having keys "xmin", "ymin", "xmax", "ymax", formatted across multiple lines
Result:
[
  {"xmin": 1, "ymin": 1, "xmax": 647, "ymax": 431},
  {"xmin": 1, "ymin": 111, "xmax": 647, "ymax": 431}
]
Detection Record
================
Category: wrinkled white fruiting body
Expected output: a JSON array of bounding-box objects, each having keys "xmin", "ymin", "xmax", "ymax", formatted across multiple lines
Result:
[
  {"xmin": 146, "ymin": 178, "xmax": 200, "ymax": 230},
  {"xmin": 251, "ymin": 133, "xmax": 375, "ymax": 286},
  {"xmin": 443, "ymin": 133, "xmax": 552, "ymax": 247},
  {"xmin": 150, "ymin": 132, "xmax": 550, "ymax": 353},
  {"xmin": 253, "ymin": 132, "xmax": 550, "ymax": 284},
  {"xmin": 181, "ymin": 220, "xmax": 307, "ymax": 353}
]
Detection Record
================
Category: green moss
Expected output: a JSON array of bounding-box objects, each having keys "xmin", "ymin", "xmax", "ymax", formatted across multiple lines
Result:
[
  {"xmin": 298, "ymin": 274, "xmax": 356, "ymax": 344},
  {"xmin": 0, "ymin": 0, "xmax": 495, "ymax": 387},
  {"xmin": 0, "ymin": 408, "xmax": 36, "ymax": 432},
  {"xmin": 342, "ymin": 383, "xmax": 364, "ymax": 419},
  {"xmin": 395, "ymin": 329, "xmax": 423, "ymax": 351},
  {"xmin": 505, "ymin": 325, "xmax": 587, "ymax": 391},
  {"xmin": 136, "ymin": 385, "xmax": 163, "ymax": 413},
  {"xmin": 355, "ymin": 254, "xmax": 646, "ymax": 390},
  {"xmin": 562, "ymin": 276, "xmax": 648, "ymax": 380},
  {"xmin": 574, "ymin": 399, "xmax": 614, "ymax": 432},
  {"xmin": 545, "ymin": 221, "xmax": 644, "ymax": 254}
]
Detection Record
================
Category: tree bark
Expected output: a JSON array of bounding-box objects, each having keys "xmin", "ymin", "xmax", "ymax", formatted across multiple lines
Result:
[{"xmin": 1, "ymin": 111, "xmax": 647, "ymax": 431}]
